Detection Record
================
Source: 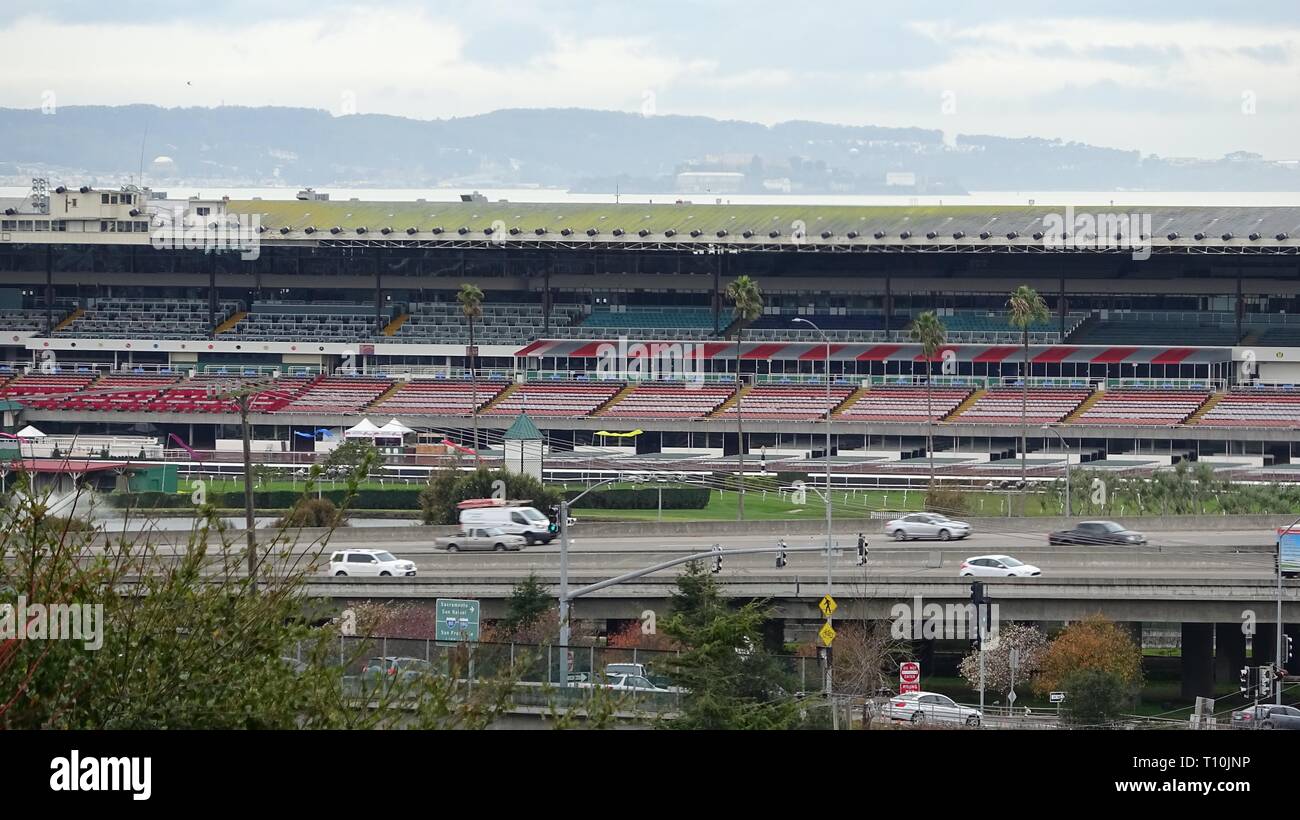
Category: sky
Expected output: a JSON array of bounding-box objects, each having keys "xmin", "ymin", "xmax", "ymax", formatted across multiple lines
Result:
[{"xmin": 2, "ymin": 1, "xmax": 1298, "ymax": 159}]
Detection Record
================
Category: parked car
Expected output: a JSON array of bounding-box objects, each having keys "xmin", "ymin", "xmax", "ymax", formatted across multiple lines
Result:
[
  {"xmin": 1231, "ymin": 704, "xmax": 1300, "ymax": 729},
  {"xmin": 605, "ymin": 673, "xmax": 669, "ymax": 693},
  {"xmin": 362, "ymin": 656, "xmax": 435, "ymax": 684},
  {"xmin": 328, "ymin": 548, "xmax": 416, "ymax": 577},
  {"xmin": 959, "ymin": 554, "xmax": 1042, "ymax": 577},
  {"xmin": 880, "ymin": 691, "xmax": 981, "ymax": 727},
  {"xmin": 1048, "ymin": 521, "xmax": 1146, "ymax": 545},
  {"xmin": 884, "ymin": 513, "xmax": 972, "ymax": 541},
  {"xmin": 605, "ymin": 663, "xmax": 649, "ymax": 678},
  {"xmin": 436, "ymin": 526, "xmax": 528, "ymax": 553}
]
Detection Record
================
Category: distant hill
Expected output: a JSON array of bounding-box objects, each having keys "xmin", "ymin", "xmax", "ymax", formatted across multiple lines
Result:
[{"xmin": 0, "ymin": 105, "xmax": 1295, "ymax": 193}]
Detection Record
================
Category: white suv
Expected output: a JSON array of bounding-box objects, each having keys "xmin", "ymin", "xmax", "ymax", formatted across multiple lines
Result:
[{"xmin": 328, "ymin": 549, "xmax": 416, "ymax": 577}]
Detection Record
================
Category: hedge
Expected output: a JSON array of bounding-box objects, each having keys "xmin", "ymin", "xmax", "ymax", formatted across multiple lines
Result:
[
  {"xmin": 562, "ymin": 487, "xmax": 710, "ymax": 510},
  {"xmin": 107, "ymin": 487, "xmax": 423, "ymax": 511}
]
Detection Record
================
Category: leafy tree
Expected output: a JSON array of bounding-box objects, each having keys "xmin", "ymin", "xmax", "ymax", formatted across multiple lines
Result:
[
  {"xmin": 0, "ymin": 473, "xmax": 515, "ymax": 729},
  {"xmin": 725, "ymin": 275, "xmax": 763, "ymax": 521},
  {"xmin": 909, "ymin": 311, "xmax": 947, "ymax": 485},
  {"xmin": 1060, "ymin": 668, "xmax": 1130, "ymax": 727},
  {"xmin": 957, "ymin": 622, "xmax": 1048, "ymax": 696},
  {"xmin": 417, "ymin": 467, "xmax": 561, "ymax": 526},
  {"xmin": 459, "ymin": 283, "xmax": 485, "ymax": 463},
  {"xmin": 502, "ymin": 573, "xmax": 552, "ymax": 635},
  {"xmin": 275, "ymin": 497, "xmax": 345, "ymax": 529},
  {"xmin": 824, "ymin": 621, "xmax": 911, "ymax": 725},
  {"xmin": 1007, "ymin": 285, "xmax": 1050, "ymax": 483},
  {"xmin": 1034, "ymin": 614, "xmax": 1143, "ymax": 695},
  {"xmin": 322, "ymin": 438, "xmax": 378, "ymax": 479},
  {"xmin": 660, "ymin": 561, "xmax": 816, "ymax": 730}
]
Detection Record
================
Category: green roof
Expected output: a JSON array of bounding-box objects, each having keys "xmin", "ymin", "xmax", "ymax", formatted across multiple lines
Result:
[
  {"xmin": 227, "ymin": 198, "xmax": 1300, "ymax": 249},
  {"xmin": 503, "ymin": 412, "xmax": 542, "ymax": 441}
]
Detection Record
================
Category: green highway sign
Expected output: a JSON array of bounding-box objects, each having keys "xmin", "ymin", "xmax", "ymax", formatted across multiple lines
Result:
[{"xmin": 435, "ymin": 598, "xmax": 481, "ymax": 643}]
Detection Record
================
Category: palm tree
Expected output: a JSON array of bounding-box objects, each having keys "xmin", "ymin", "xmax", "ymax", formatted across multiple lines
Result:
[
  {"xmin": 725, "ymin": 275, "xmax": 763, "ymax": 521},
  {"xmin": 1007, "ymin": 285, "xmax": 1050, "ymax": 484},
  {"xmin": 909, "ymin": 311, "xmax": 947, "ymax": 486},
  {"xmin": 458, "ymin": 283, "xmax": 485, "ymax": 465}
]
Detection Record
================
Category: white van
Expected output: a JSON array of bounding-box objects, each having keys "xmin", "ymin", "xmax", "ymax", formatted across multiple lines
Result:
[{"xmin": 459, "ymin": 505, "xmax": 555, "ymax": 544}]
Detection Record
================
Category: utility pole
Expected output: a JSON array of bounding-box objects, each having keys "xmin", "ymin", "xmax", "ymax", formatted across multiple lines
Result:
[
  {"xmin": 1043, "ymin": 424, "xmax": 1071, "ymax": 517},
  {"xmin": 237, "ymin": 393, "xmax": 257, "ymax": 581},
  {"xmin": 794, "ymin": 317, "xmax": 836, "ymax": 720}
]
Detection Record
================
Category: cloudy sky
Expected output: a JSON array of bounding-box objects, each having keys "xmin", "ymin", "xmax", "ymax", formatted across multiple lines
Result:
[{"xmin": 3, "ymin": 0, "xmax": 1298, "ymax": 158}]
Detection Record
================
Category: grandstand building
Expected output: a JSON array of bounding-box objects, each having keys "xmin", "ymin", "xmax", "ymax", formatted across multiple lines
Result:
[{"xmin": 3, "ymin": 185, "xmax": 1300, "ymax": 475}]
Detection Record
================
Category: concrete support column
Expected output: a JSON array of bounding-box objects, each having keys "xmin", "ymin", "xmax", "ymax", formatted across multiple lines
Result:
[
  {"xmin": 1181, "ymin": 622, "xmax": 1215, "ymax": 700},
  {"xmin": 760, "ymin": 619, "xmax": 786, "ymax": 655},
  {"xmin": 1253, "ymin": 623, "xmax": 1277, "ymax": 664},
  {"xmin": 1215, "ymin": 622, "xmax": 1247, "ymax": 684}
]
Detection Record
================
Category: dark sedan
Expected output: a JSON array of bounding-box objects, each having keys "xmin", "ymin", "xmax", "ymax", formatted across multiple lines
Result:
[{"xmin": 1048, "ymin": 521, "xmax": 1147, "ymax": 545}]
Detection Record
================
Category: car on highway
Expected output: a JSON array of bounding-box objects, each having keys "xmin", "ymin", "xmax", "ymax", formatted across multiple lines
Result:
[
  {"xmin": 884, "ymin": 513, "xmax": 972, "ymax": 541},
  {"xmin": 604, "ymin": 673, "xmax": 670, "ymax": 693},
  {"xmin": 606, "ymin": 663, "xmax": 649, "ymax": 678},
  {"xmin": 435, "ymin": 526, "xmax": 528, "ymax": 553},
  {"xmin": 959, "ymin": 554, "xmax": 1042, "ymax": 577},
  {"xmin": 1231, "ymin": 704, "xmax": 1300, "ymax": 729},
  {"xmin": 363, "ymin": 656, "xmax": 435, "ymax": 684},
  {"xmin": 880, "ymin": 691, "xmax": 981, "ymax": 727},
  {"xmin": 1048, "ymin": 521, "xmax": 1146, "ymax": 546},
  {"xmin": 328, "ymin": 548, "xmax": 416, "ymax": 577}
]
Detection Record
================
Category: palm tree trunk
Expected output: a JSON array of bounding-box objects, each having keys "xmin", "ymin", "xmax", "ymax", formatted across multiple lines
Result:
[
  {"xmin": 470, "ymin": 317, "xmax": 479, "ymax": 467},
  {"xmin": 927, "ymin": 357, "xmax": 934, "ymax": 485},
  {"xmin": 735, "ymin": 329, "xmax": 744, "ymax": 521},
  {"xmin": 1021, "ymin": 328, "xmax": 1028, "ymax": 484}
]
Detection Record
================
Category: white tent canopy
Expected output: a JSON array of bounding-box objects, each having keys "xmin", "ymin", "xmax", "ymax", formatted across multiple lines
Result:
[
  {"xmin": 379, "ymin": 418, "xmax": 415, "ymax": 437},
  {"xmin": 14, "ymin": 425, "xmax": 45, "ymax": 438},
  {"xmin": 343, "ymin": 418, "xmax": 382, "ymax": 438}
]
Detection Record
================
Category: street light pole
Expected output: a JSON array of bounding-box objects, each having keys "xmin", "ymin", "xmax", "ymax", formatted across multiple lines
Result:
[
  {"xmin": 558, "ymin": 476, "xmax": 620, "ymax": 687},
  {"xmin": 1042, "ymin": 424, "xmax": 1070, "ymax": 518},
  {"xmin": 1276, "ymin": 515, "xmax": 1298, "ymax": 704},
  {"xmin": 238, "ymin": 393, "xmax": 257, "ymax": 582},
  {"xmin": 794, "ymin": 318, "xmax": 835, "ymax": 726}
]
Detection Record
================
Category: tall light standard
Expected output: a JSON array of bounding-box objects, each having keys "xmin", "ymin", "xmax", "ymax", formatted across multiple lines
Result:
[
  {"xmin": 1042, "ymin": 424, "xmax": 1070, "ymax": 517},
  {"xmin": 1275, "ymin": 515, "xmax": 1297, "ymax": 705},
  {"xmin": 557, "ymin": 476, "xmax": 622, "ymax": 687},
  {"xmin": 792, "ymin": 317, "xmax": 835, "ymax": 721}
]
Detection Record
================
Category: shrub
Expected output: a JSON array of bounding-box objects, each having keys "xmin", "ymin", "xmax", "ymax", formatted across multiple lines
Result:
[{"xmin": 275, "ymin": 497, "xmax": 346, "ymax": 529}]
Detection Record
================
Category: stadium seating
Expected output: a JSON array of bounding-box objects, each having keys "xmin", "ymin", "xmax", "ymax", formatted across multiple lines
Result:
[
  {"xmin": 272, "ymin": 376, "xmax": 393, "ymax": 414},
  {"xmin": 390, "ymin": 303, "xmax": 585, "ymax": 344},
  {"xmin": 0, "ymin": 309, "xmax": 59, "ymax": 335},
  {"xmin": 1069, "ymin": 316, "xmax": 1239, "ymax": 346},
  {"xmin": 1070, "ymin": 388, "xmax": 1209, "ymax": 426},
  {"xmin": 716, "ymin": 384, "xmax": 854, "ymax": 420},
  {"xmin": 558, "ymin": 308, "xmax": 717, "ymax": 340},
  {"xmin": 837, "ymin": 384, "xmax": 973, "ymax": 423},
  {"xmin": 371, "ymin": 380, "xmax": 507, "ymax": 416},
  {"xmin": 0, "ymin": 372, "xmax": 98, "ymax": 398},
  {"xmin": 55, "ymin": 299, "xmax": 238, "ymax": 339},
  {"xmin": 229, "ymin": 302, "xmax": 387, "ymax": 342},
  {"xmin": 147, "ymin": 376, "xmax": 315, "ymax": 414},
  {"xmin": 484, "ymin": 381, "xmax": 623, "ymax": 417},
  {"xmin": 1196, "ymin": 388, "xmax": 1300, "ymax": 428},
  {"xmin": 955, "ymin": 387, "xmax": 1092, "ymax": 424},
  {"xmin": 600, "ymin": 383, "xmax": 736, "ymax": 419}
]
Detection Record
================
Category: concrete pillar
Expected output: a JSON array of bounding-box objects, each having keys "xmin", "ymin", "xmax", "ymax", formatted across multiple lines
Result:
[
  {"xmin": 1215, "ymin": 622, "xmax": 1248, "ymax": 684},
  {"xmin": 1181, "ymin": 623, "xmax": 1214, "ymax": 700},
  {"xmin": 1253, "ymin": 623, "xmax": 1277, "ymax": 664},
  {"xmin": 760, "ymin": 619, "xmax": 785, "ymax": 654}
]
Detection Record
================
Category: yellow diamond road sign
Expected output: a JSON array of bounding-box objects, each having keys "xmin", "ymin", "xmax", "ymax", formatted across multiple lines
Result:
[
  {"xmin": 819, "ymin": 595, "xmax": 837, "ymax": 618},
  {"xmin": 819, "ymin": 621, "xmax": 836, "ymax": 646}
]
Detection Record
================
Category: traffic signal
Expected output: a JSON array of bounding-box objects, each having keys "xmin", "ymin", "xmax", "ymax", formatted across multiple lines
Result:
[
  {"xmin": 1240, "ymin": 666, "xmax": 1252, "ymax": 695},
  {"xmin": 856, "ymin": 533, "xmax": 868, "ymax": 566},
  {"xmin": 1260, "ymin": 667, "xmax": 1274, "ymax": 698},
  {"xmin": 775, "ymin": 543, "xmax": 788, "ymax": 569},
  {"xmin": 710, "ymin": 544, "xmax": 722, "ymax": 574},
  {"xmin": 1285, "ymin": 635, "xmax": 1294, "ymax": 663}
]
